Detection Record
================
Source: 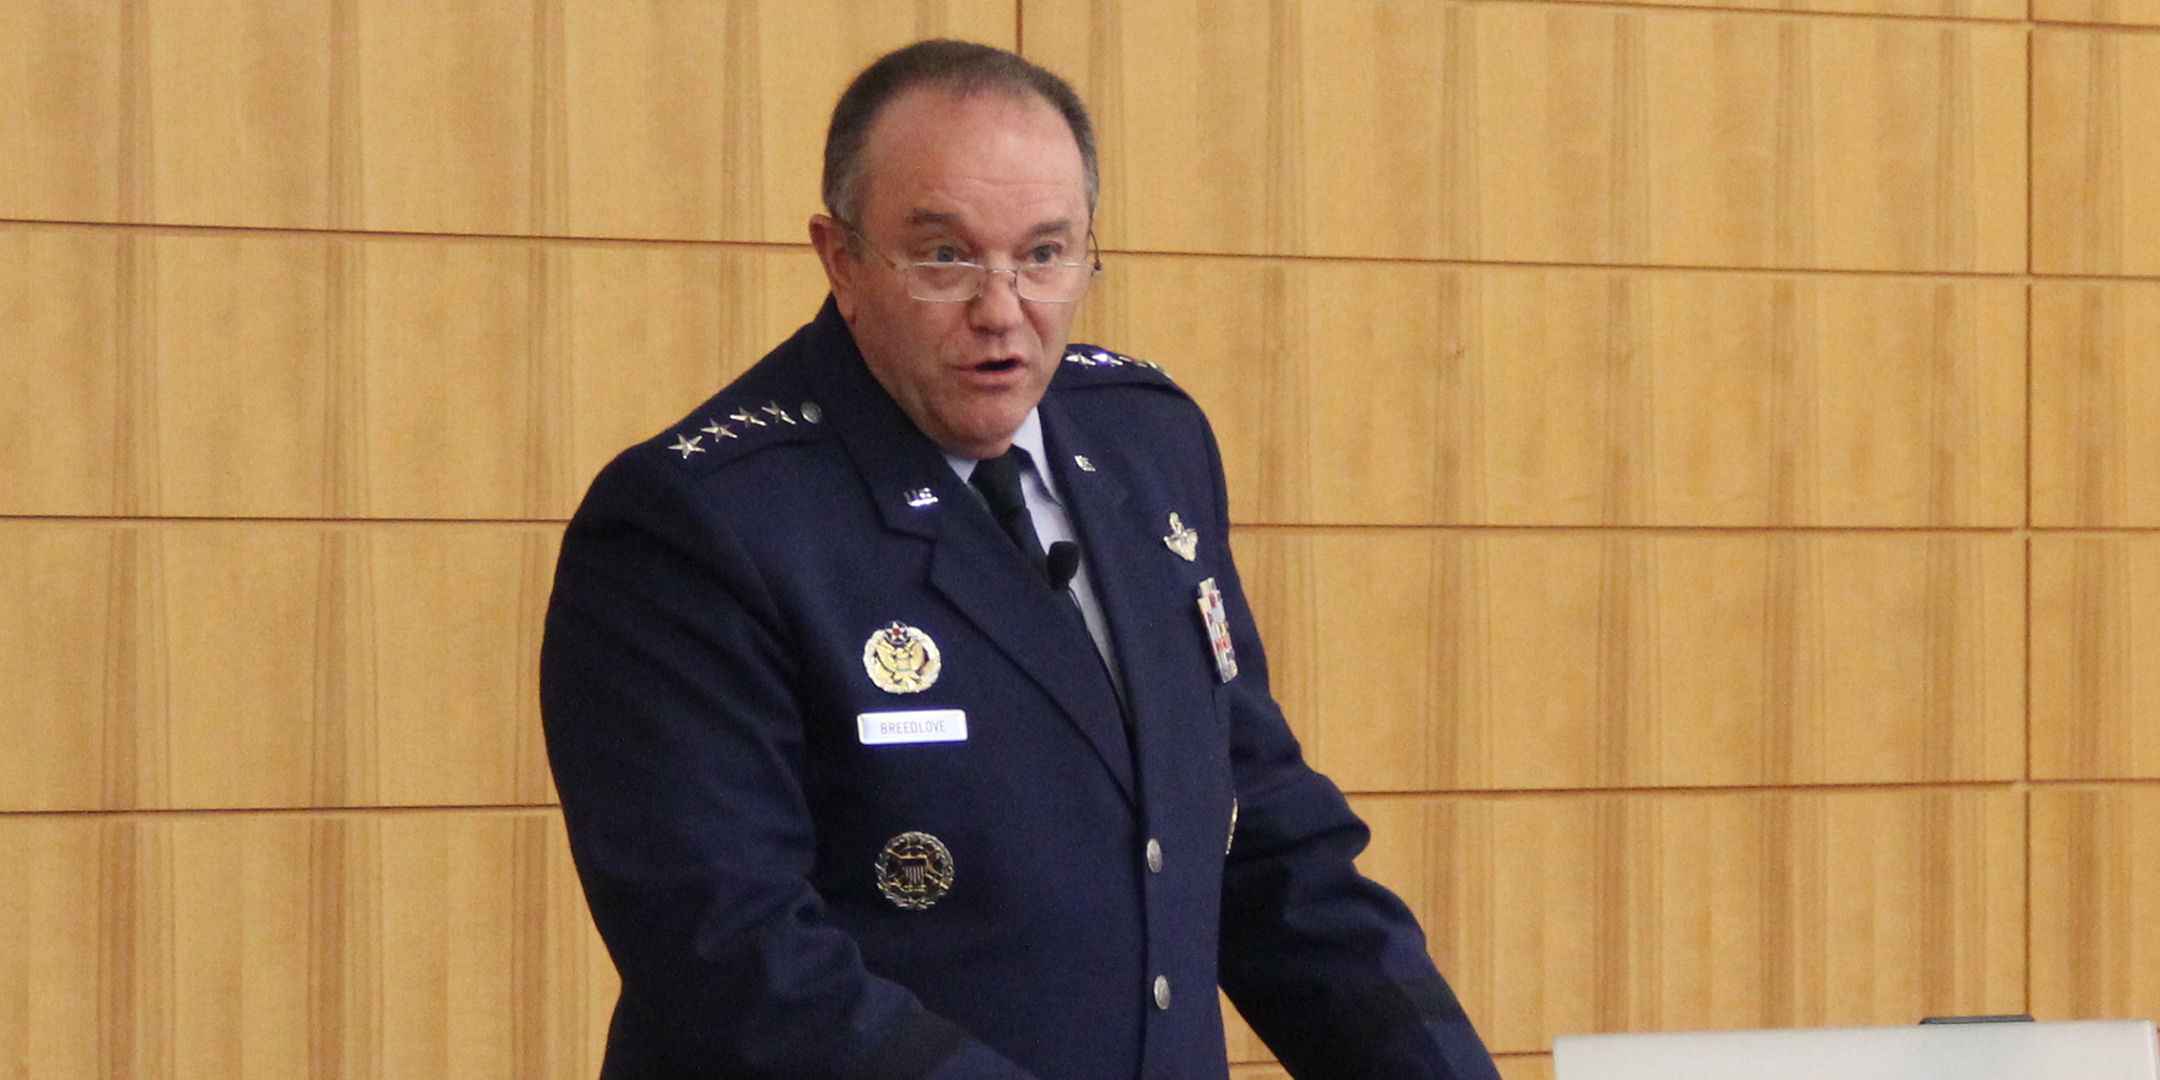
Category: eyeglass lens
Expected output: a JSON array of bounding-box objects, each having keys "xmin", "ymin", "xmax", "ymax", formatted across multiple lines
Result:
[{"xmin": 905, "ymin": 262, "xmax": 1094, "ymax": 303}]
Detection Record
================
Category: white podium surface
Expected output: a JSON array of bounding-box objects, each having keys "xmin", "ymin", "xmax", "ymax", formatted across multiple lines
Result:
[{"xmin": 1552, "ymin": 1019, "xmax": 2160, "ymax": 1080}]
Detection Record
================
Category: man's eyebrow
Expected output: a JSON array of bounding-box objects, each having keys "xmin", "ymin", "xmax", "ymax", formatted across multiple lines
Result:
[
  {"xmin": 899, "ymin": 211, "xmax": 1081, "ymax": 238},
  {"xmin": 902, "ymin": 210, "xmax": 963, "ymax": 229}
]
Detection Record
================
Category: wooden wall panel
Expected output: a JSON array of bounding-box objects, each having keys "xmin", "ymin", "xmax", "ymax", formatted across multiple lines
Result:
[
  {"xmin": 2033, "ymin": 281, "xmax": 2160, "ymax": 528},
  {"xmin": 0, "ymin": 1, "xmax": 1014, "ymax": 237},
  {"xmin": 1543, "ymin": 0, "xmax": 2020, "ymax": 15},
  {"xmin": 0, "ymin": 812, "xmax": 614, "ymax": 1080},
  {"xmin": 354, "ymin": 1, "xmax": 541, "ymax": 237},
  {"xmin": 2035, "ymin": 28, "xmax": 2160, "ymax": 276},
  {"xmin": 1029, "ymin": 1, "xmax": 2025, "ymax": 271},
  {"xmin": 2038, "ymin": 0, "xmax": 2160, "ymax": 28},
  {"xmin": 358, "ymin": 238, "xmax": 568, "ymax": 519},
  {"xmin": 0, "ymin": 522, "xmax": 559, "ymax": 812},
  {"xmin": 1231, "ymin": 1058, "xmax": 1553, "ymax": 1080},
  {"xmin": 1351, "ymin": 788, "xmax": 2024, "ymax": 1055},
  {"xmin": 2032, "ymin": 537, "xmax": 2160, "ymax": 780},
  {"xmin": 564, "ymin": 0, "xmax": 1016, "ymax": 243},
  {"xmin": 566, "ymin": 245, "xmax": 829, "ymax": 495},
  {"xmin": 0, "ymin": 526, "xmax": 124, "ymax": 813},
  {"xmin": 0, "ymin": 226, "xmax": 122, "ymax": 516},
  {"xmin": 2031, "ymin": 786, "xmax": 2160, "ymax": 1026},
  {"xmin": 150, "ymin": 233, "xmax": 337, "ymax": 518},
  {"xmin": 1077, "ymin": 259, "xmax": 2024, "ymax": 527},
  {"xmin": 0, "ymin": 3, "xmax": 124, "ymax": 223},
  {"xmin": 0, "ymin": 229, "xmax": 829, "ymax": 521},
  {"xmin": 147, "ymin": 1, "xmax": 337, "ymax": 230},
  {"xmin": 1232, "ymin": 530, "xmax": 2022, "ymax": 791}
]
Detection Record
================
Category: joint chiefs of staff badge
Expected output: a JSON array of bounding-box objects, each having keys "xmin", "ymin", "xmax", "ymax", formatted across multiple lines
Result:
[
  {"xmin": 877, "ymin": 831, "xmax": 955, "ymax": 909},
  {"xmin": 864, "ymin": 621, "xmax": 942, "ymax": 694}
]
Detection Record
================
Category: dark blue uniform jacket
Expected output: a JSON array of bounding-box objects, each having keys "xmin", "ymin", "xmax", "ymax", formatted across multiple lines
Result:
[{"xmin": 541, "ymin": 300, "xmax": 1502, "ymax": 1080}]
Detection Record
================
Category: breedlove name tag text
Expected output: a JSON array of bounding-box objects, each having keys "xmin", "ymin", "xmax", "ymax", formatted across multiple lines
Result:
[{"xmin": 857, "ymin": 709, "xmax": 968, "ymax": 746}]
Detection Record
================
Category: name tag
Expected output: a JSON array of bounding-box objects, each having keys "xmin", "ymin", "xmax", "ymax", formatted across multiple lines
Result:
[{"xmin": 857, "ymin": 709, "xmax": 968, "ymax": 746}]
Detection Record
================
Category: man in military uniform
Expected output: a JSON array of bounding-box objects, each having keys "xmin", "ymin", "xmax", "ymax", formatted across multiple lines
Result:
[{"xmin": 541, "ymin": 39, "xmax": 1502, "ymax": 1080}]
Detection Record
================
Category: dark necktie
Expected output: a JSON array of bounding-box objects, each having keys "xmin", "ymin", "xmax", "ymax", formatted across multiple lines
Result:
[{"xmin": 969, "ymin": 447, "xmax": 1050, "ymax": 583}]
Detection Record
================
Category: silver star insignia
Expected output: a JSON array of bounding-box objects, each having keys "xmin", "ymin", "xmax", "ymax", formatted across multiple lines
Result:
[
  {"xmin": 763, "ymin": 403, "xmax": 796, "ymax": 424},
  {"xmin": 729, "ymin": 408, "xmax": 766, "ymax": 427},
  {"xmin": 701, "ymin": 418, "xmax": 739, "ymax": 439},
  {"xmin": 669, "ymin": 434, "xmax": 705, "ymax": 459}
]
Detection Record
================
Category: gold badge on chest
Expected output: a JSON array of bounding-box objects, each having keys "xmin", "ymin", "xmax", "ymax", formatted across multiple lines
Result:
[
  {"xmin": 877, "ymin": 831, "xmax": 954, "ymax": 909},
  {"xmin": 864, "ymin": 621, "xmax": 942, "ymax": 694}
]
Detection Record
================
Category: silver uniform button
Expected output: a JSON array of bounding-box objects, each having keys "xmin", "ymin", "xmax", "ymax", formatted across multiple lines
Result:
[
  {"xmin": 1145, "ymin": 838, "xmax": 1163, "ymax": 874},
  {"xmin": 1152, "ymin": 975, "xmax": 1171, "ymax": 1010}
]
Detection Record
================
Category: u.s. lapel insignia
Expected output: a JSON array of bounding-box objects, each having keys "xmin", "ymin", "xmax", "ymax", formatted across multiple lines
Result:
[
  {"xmin": 877, "ymin": 831, "xmax": 954, "ymax": 909},
  {"xmin": 903, "ymin": 487, "xmax": 939, "ymax": 508},
  {"xmin": 1196, "ymin": 577, "xmax": 1238, "ymax": 683},
  {"xmin": 1163, "ymin": 512, "xmax": 1199, "ymax": 561},
  {"xmin": 864, "ymin": 621, "xmax": 942, "ymax": 693}
]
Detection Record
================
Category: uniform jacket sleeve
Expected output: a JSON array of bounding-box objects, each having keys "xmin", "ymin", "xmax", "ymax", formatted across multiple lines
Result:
[
  {"xmin": 1192, "ymin": 417, "xmax": 1504, "ymax": 1080},
  {"xmin": 541, "ymin": 449, "xmax": 1040, "ymax": 1080}
]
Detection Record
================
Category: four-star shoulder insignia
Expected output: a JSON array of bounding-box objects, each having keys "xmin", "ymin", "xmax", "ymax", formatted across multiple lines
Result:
[
  {"xmin": 1061, "ymin": 344, "xmax": 1162, "ymax": 371},
  {"xmin": 664, "ymin": 400, "xmax": 822, "ymax": 465}
]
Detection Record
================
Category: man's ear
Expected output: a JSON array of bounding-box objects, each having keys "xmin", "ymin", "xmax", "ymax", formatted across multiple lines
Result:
[{"xmin": 808, "ymin": 214, "xmax": 858, "ymax": 322}]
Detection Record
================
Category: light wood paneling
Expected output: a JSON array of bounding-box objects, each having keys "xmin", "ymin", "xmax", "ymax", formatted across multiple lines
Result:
[
  {"xmin": 0, "ymin": 1, "xmax": 1013, "ymax": 237},
  {"xmin": 2032, "ymin": 537, "xmax": 2160, "ymax": 780},
  {"xmin": 0, "ymin": 811, "xmax": 613, "ymax": 1080},
  {"xmin": 0, "ymin": 522, "xmax": 559, "ymax": 812},
  {"xmin": 357, "ymin": 237, "xmax": 569, "ymax": 518},
  {"xmin": 2033, "ymin": 282, "xmax": 2160, "ymax": 528},
  {"xmin": 1543, "ymin": 0, "xmax": 2022, "ymax": 15},
  {"xmin": 1232, "ymin": 530, "xmax": 2022, "ymax": 791},
  {"xmin": 0, "ymin": 3, "xmax": 125, "ymax": 222},
  {"xmin": 0, "ymin": 227, "xmax": 122, "ymax": 516},
  {"xmin": 2035, "ymin": 28, "xmax": 2160, "ymax": 276},
  {"xmin": 2032, "ymin": 786, "xmax": 2160, "ymax": 1025},
  {"xmin": 1078, "ymin": 259, "xmax": 2024, "ymax": 527},
  {"xmin": 2038, "ymin": 0, "xmax": 2160, "ymax": 26},
  {"xmin": 0, "ymin": 228, "xmax": 829, "ymax": 521},
  {"xmin": 151, "ymin": 233, "xmax": 337, "ymax": 517},
  {"xmin": 354, "ymin": 1, "xmax": 541, "ymax": 236},
  {"xmin": 1349, "ymin": 788, "xmax": 2024, "ymax": 1055},
  {"xmin": 564, "ymin": 0, "xmax": 1016, "ymax": 243},
  {"xmin": 1029, "ymin": 1, "xmax": 2025, "ymax": 271},
  {"xmin": 148, "ymin": 1, "xmax": 339, "ymax": 230},
  {"xmin": 1496, "ymin": 1056, "xmax": 1555, "ymax": 1080},
  {"xmin": 566, "ymin": 244, "xmax": 830, "ymax": 495},
  {"xmin": 1231, "ymin": 1056, "xmax": 1550, "ymax": 1080}
]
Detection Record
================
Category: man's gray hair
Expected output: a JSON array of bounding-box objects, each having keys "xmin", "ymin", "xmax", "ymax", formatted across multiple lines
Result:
[{"xmin": 823, "ymin": 40, "xmax": 1098, "ymax": 231}]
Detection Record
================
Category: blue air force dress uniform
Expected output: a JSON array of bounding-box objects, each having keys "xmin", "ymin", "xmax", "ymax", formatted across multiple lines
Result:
[{"xmin": 540, "ymin": 299, "xmax": 1502, "ymax": 1080}]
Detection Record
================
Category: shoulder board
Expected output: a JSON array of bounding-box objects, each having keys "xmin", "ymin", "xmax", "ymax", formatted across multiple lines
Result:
[
  {"xmin": 646, "ymin": 397, "xmax": 830, "ymax": 471},
  {"xmin": 1057, "ymin": 344, "xmax": 1181, "ymax": 390}
]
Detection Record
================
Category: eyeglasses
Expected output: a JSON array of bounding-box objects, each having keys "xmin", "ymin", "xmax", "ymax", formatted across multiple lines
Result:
[{"xmin": 837, "ymin": 218, "xmax": 1101, "ymax": 304}]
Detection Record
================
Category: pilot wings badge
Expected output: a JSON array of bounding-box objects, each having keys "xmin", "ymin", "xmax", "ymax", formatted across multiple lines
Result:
[
  {"xmin": 1163, "ymin": 512, "xmax": 1199, "ymax": 561},
  {"xmin": 863, "ymin": 621, "xmax": 942, "ymax": 694}
]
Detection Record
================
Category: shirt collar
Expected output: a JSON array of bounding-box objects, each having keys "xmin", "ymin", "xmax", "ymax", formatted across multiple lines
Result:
[{"xmin": 944, "ymin": 409, "xmax": 1062, "ymax": 506}]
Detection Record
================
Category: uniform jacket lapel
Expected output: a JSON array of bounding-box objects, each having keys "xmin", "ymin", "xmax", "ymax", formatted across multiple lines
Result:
[
  {"xmin": 798, "ymin": 304, "xmax": 1136, "ymax": 801},
  {"xmin": 1039, "ymin": 395, "xmax": 1216, "ymax": 756}
]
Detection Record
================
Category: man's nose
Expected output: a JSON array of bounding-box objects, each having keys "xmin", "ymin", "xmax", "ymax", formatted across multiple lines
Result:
[{"xmin": 967, "ymin": 268, "xmax": 1027, "ymax": 331}]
